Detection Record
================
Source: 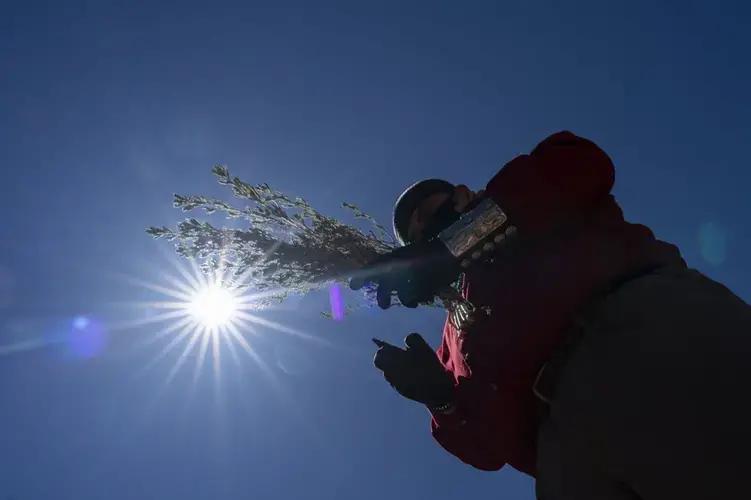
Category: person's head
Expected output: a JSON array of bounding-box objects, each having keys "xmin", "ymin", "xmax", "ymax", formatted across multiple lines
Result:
[{"xmin": 392, "ymin": 179, "xmax": 478, "ymax": 246}]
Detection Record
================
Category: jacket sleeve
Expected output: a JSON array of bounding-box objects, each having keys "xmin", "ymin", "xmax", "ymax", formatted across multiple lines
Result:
[
  {"xmin": 428, "ymin": 340, "xmax": 523, "ymax": 472},
  {"xmin": 429, "ymin": 381, "xmax": 509, "ymax": 471},
  {"xmin": 485, "ymin": 131, "xmax": 615, "ymax": 233}
]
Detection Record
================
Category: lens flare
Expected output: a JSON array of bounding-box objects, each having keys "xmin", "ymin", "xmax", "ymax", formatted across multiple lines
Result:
[
  {"xmin": 68, "ymin": 315, "xmax": 107, "ymax": 359},
  {"xmin": 698, "ymin": 221, "xmax": 727, "ymax": 266},
  {"xmin": 328, "ymin": 283, "xmax": 344, "ymax": 321}
]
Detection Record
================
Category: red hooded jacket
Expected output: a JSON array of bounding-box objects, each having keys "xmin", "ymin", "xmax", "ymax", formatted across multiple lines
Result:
[{"xmin": 429, "ymin": 131, "xmax": 685, "ymax": 477}]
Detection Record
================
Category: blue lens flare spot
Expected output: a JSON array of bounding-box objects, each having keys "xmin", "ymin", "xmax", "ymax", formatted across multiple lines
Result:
[
  {"xmin": 67, "ymin": 316, "xmax": 107, "ymax": 359},
  {"xmin": 698, "ymin": 222, "xmax": 727, "ymax": 266},
  {"xmin": 72, "ymin": 316, "xmax": 90, "ymax": 329}
]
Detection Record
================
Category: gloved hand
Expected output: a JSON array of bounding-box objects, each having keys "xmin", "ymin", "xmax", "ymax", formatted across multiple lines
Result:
[
  {"xmin": 349, "ymin": 239, "xmax": 461, "ymax": 309},
  {"xmin": 372, "ymin": 333, "xmax": 455, "ymax": 410}
]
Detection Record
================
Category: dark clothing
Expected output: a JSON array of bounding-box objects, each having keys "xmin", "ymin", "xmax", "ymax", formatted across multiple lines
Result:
[
  {"xmin": 535, "ymin": 266, "xmax": 751, "ymax": 499},
  {"xmin": 429, "ymin": 131, "xmax": 686, "ymax": 475}
]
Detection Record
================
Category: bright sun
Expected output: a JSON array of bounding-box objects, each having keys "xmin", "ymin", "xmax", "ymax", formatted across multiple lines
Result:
[
  {"xmin": 187, "ymin": 284, "xmax": 238, "ymax": 329},
  {"xmin": 112, "ymin": 255, "xmax": 331, "ymax": 395}
]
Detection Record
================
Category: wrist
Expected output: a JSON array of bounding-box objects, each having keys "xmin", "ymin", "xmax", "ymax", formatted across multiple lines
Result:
[
  {"xmin": 436, "ymin": 197, "xmax": 515, "ymax": 268},
  {"xmin": 430, "ymin": 401, "xmax": 457, "ymax": 414},
  {"xmin": 429, "ymin": 380, "xmax": 457, "ymax": 414}
]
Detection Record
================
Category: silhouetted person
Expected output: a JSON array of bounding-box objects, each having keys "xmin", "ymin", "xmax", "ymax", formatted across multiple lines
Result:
[{"xmin": 351, "ymin": 131, "xmax": 751, "ymax": 499}]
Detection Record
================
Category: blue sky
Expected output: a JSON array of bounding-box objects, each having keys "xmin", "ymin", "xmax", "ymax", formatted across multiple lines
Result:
[{"xmin": 1, "ymin": 1, "xmax": 749, "ymax": 499}]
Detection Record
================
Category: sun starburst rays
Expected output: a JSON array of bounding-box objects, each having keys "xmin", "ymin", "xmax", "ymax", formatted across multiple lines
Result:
[
  {"xmin": 119, "ymin": 249, "xmax": 332, "ymax": 403},
  {"xmin": 109, "ymin": 247, "xmax": 354, "ymax": 464}
]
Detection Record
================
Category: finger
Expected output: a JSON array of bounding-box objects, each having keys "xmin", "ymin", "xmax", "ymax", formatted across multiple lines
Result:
[
  {"xmin": 350, "ymin": 247, "xmax": 419, "ymax": 292},
  {"xmin": 404, "ymin": 332, "xmax": 433, "ymax": 354},
  {"xmin": 349, "ymin": 267, "xmax": 381, "ymax": 291},
  {"xmin": 374, "ymin": 348, "xmax": 397, "ymax": 371},
  {"xmin": 377, "ymin": 285, "xmax": 393, "ymax": 310},
  {"xmin": 372, "ymin": 338, "xmax": 399, "ymax": 349},
  {"xmin": 401, "ymin": 297, "xmax": 420, "ymax": 308},
  {"xmin": 348, "ymin": 254, "xmax": 395, "ymax": 291},
  {"xmin": 397, "ymin": 287, "xmax": 421, "ymax": 309},
  {"xmin": 373, "ymin": 341, "xmax": 405, "ymax": 357},
  {"xmin": 349, "ymin": 276, "xmax": 366, "ymax": 291},
  {"xmin": 373, "ymin": 351, "xmax": 386, "ymax": 371},
  {"xmin": 373, "ymin": 344, "xmax": 407, "ymax": 372}
]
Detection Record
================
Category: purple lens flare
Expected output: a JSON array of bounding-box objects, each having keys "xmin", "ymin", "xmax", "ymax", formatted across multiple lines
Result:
[
  {"xmin": 68, "ymin": 315, "xmax": 108, "ymax": 359},
  {"xmin": 328, "ymin": 283, "xmax": 344, "ymax": 320}
]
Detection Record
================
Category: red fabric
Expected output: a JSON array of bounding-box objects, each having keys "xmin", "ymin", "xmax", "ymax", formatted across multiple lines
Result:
[{"xmin": 429, "ymin": 131, "xmax": 686, "ymax": 476}]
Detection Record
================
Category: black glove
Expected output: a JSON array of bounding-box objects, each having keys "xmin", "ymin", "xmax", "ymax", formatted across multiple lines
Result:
[
  {"xmin": 372, "ymin": 333, "xmax": 455, "ymax": 410},
  {"xmin": 349, "ymin": 239, "xmax": 461, "ymax": 309}
]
